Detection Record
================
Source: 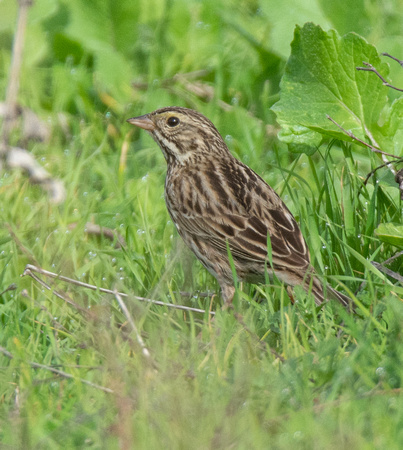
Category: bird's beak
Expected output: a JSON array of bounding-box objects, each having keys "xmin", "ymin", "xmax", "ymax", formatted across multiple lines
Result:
[{"xmin": 126, "ymin": 114, "xmax": 155, "ymax": 131}]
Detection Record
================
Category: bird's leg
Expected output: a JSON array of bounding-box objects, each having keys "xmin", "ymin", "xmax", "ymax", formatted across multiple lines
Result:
[
  {"xmin": 221, "ymin": 284, "xmax": 248, "ymax": 328},
  {"xmin": 221, "ymin": 284, "xmax": 235, "ymax": 310},
  {"xmin": 286, "ymin": 286, "xmax": 296, "ymax": 304}
]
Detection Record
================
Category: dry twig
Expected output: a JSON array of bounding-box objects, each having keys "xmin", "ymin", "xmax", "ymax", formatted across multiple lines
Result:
[
  {"xmin": 354, "ymin": 52, "xmax": 403, "ymax": 193},
  {"xmin": 382, "ymin": 251, "xmax": 403, "ymax": 266},
  {"xmin": 21, "ymin": 288, "xmax": 69, "ymax": 333},
  {"xmin": 0, "ymin": 283, "xmax": 17, "ymax": 297},
  {"xmin": 371, "ymin": 262, "xmax": 403, "ymax": 284},
  {"xmin": 0, "ymin": 345, "xmax": 113, "ymax": 393},
  {"xmin": 68, "ymin": 222, "xmax": 127, "ymax": 249},
  {"xmin": 382, "ymin": 52, "xmax": 403, "ymax": 67},
  {"xmin": 356, "ymin": 61, "xmax": 403, "ymax": 92},
  {"xmin": 22, "ymin": 270, "xmax": 96, "ymax": 318},
  {"xmin": 327, "ymin": 115, "xmax": 403, "ymax": 198},
  {"xmin": 22, "ymin": 264, "xmax": 216, "ymax": 316},
  {"xmin": 113, "ymin": 291, "xmax": 152, "ymax": 360},
  {"xmin": 326, "ymin": 116, "xmax": 400, "ymax": 160},
  {"xmin": 360, "ymin": 158, "xmax": 403, "ymax": 189}
]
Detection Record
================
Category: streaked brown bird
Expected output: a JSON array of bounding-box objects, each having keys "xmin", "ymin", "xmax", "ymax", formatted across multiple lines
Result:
[{"xmin": 127, "ymin": 107, "xmax": 352, "ymax": 309}]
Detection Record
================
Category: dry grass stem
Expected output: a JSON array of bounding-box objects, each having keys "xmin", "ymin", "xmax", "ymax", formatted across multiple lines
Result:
[
  {"xmin": 22, "ymin": 264, "xmax": 216, "ymax": 316},
  {"xmin": 356, "ymin": 60, "xmax": 403, "ymax": 92},
  {"xmin": 0, "ymin": 345, "xmax": 113, "ymax": 394},
  {"xmin": 68, "ymin": 222, "xmax": 127, "ymax": 249},
  {"xmin": 326, "ymin": 116, "xmax": 400, "ymax": 160},
  {"xmin": 113, "ymin": 290, "xmax": 152, "ymax": 360}
]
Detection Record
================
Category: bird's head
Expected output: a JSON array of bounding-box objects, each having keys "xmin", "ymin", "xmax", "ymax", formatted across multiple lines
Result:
[{"xmin": 127, "ymin": 106, "xmax": 229, "ymax": 164}]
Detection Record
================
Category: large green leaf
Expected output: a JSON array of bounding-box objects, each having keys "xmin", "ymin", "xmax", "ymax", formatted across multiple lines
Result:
[
  {"xmin": 272, "ymin": 23, "xmax": 390, "ymax": 152},
  {"xmin": 374, "ymin": 97, "xmax": 403, "ymax": 156},
  {"xmin": 375, "ymin": 223, "xmax": 403, "ymax": 248}
]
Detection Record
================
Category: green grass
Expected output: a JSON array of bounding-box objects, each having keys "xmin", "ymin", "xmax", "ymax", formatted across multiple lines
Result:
[{"xmin": 1, "ymin": 0, "xmax": 403, "ymax": 448}]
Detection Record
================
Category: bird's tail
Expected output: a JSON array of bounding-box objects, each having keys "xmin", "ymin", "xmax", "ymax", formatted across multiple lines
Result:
[
  {"xmin": 326, "ymin": 285, "xmax": 355, "ymax": 311},
  {"xmin": 304, "ymin": 271, "xmax": 354, "ymax": 311}
]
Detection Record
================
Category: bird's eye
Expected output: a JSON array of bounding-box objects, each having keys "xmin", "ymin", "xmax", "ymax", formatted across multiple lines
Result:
[{"xmin": 167, "ymin": 116, "xmax": 180, "ymax": 127}]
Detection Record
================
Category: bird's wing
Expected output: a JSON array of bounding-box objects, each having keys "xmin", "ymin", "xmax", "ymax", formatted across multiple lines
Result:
[
  {"xmin": 168, "ymin": 163, "xmax": 310, "ymax": 271},
  {"xmin": 175, "ymin": 208, "xmax": 309, "ymax": 271}
]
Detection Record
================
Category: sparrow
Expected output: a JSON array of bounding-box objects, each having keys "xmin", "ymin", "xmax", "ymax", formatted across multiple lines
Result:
[{"xmin": 127, "ymin": 107, "xmax": 352, "ymax": 309}]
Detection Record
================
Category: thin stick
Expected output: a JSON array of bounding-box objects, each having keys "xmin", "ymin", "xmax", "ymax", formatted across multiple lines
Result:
[
  {"xmin": 382, "ymin": 52, "xmax": 403, "ymax": 67},
  {"xmin": 69, "ymin": 222, "xmax": 127, "ymax": 249},
  {"xmin": 371, "ymin": 262, "xmax": 403, "ymax": 284},
  {"xmin": 382, "ymin": 251, "xmax": 403, "ymax": 266},
  {"xmin": 361, "ymin": 159, "xmax": 403, "ymax": 188},
  {"xmin": 356, "ymin": 62, "xmax": 403, "ymax": 92},
  {"xmin": 326, "ymin": 115, "xmax": 400, "ymax": 159},
  {"xmin": 24, "ymin": 269, "xmax": 95, "ymax": 317},
  {"xmin": 22, "ymin": 264, "xmax": 215, "ymax": 316},
  {"xmin": 0, "ymin": 346, "xmax": 13, "ymax": 359},
  {"xmin": 113, "ymin": 291, "xmax": 152, "ymax": 360},
  {"xmin": 0, "ymin": 346, "xmax": 113, "ymax": 394},
  {"xmin": 174, "ymin": 291, "xmax": 211, "ymax": 298},
  {"xmin": 21, "ymin": 288, "xmax": 71, "ymax": 333},
  {"xmin": 356, "ymin": 54, "xmax": 403, "ymax": 174},
  {"xmin": 0, "ymin": 283, "xmax": 17, "ymax": 297}
]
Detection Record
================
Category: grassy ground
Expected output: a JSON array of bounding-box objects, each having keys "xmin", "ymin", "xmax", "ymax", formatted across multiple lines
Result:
[{"xmin": 1, "ymin": 1, "xmax": 403, "ymax": 448}]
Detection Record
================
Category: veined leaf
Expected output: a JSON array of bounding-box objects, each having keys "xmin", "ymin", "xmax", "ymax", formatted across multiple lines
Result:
[
  {"xmin": 272, "ymin": 23, "xmax": 390, "ymax": 152},
  {"xmin": 374, "ymin": 97, "xmax": 403, "ymax": 157}
]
